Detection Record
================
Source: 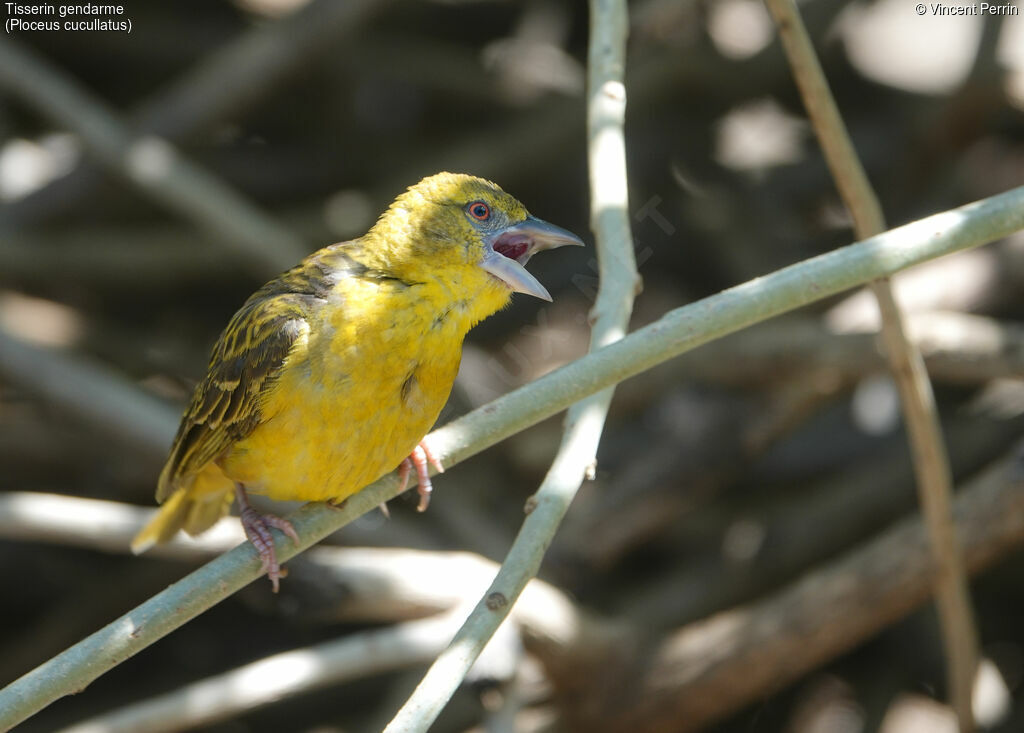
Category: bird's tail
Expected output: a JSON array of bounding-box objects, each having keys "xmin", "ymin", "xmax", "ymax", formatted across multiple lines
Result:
[{"xmin": 131, "ymin": 467, "xmax": 235, "ymax": 554}]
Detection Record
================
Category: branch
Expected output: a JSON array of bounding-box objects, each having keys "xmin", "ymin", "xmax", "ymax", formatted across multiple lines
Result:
[
  {"xmin": 0, "ymin": 39, "xmax": 307, "ymax": 274},
  {"xmin": 0, "ymin": 496, "xmax": 587, "ymax": 638},
  {"xmin": 382, "ymin": 0, "xmax": 639, "ymax": 728},
  {"xmin": 607, "ymin": 312, "xmax": 1024, "ymax": 405},
  {"xmin": 60, "ymin": 614, "xmax": 462, "ymax": 733},
  {"xmin": 0, "ymin": 327, "xmax": 178, "ymax": 461},
  {"xmin": 620, "ymin": 410, "xmax": 1023, "ymax": 630},
  {"xmin": 0, "ymin": 492, "xmax": 237, "ymax": 560},
  {"xmin": 3, "ymin": 0, "xmax": 387, "ymax": 230},
  {"xmin": 762, "ymin": 0, "xmax": 980, "ymax": 726},
  {"xmin": 13, "ymin": 537, "xmax": 591, "ymax": 732},
  {"xmin": 1, "ymin": 185, "xmax": 1023, "ymax": 730},
  {"xmin": 557, "ymin": 444, "xmax": 1024, "ymax": 732}
]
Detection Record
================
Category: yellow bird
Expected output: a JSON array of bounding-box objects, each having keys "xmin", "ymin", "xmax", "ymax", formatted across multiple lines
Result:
[{"xmin": 132, "ymin": 172, "xmax": 583, "ymax": 590}]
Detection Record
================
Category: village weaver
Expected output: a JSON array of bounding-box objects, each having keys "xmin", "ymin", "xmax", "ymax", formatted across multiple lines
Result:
[{"xmin": 131, "ymin": 172, "xmax": 583, "ymax": 590}]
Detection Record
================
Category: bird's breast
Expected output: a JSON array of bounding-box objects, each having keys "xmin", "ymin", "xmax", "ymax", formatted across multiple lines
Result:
[{"xmin": 218, "ymin": 281, "xmax": 465, "ymax": 502}]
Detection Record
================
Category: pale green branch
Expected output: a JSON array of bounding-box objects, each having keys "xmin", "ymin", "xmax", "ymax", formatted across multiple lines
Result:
[
  {"xmin": 1, "ymin": 185, "xmax": 1023, "ymax": 730},
  {"xmin": 381, "ymin": 0, "xmax": 638, "ymax": 728},
  {"xmin": 53, "ymin": 543, "xmax": 588, "ymax": 733}
]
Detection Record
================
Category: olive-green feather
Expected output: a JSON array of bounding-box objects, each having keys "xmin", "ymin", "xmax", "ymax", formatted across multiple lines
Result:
[{"xmin": 156, "ymin": 244, "xmax": 381, "ymax": 501}]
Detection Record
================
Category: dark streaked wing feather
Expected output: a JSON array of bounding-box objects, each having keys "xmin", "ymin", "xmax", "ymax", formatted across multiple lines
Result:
[{"xmin": 156, "ymin": 243, "xmax": 374, "ymax": 501}]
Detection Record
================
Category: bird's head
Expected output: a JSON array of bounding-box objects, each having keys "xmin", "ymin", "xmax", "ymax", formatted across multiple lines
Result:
[{"xmin": 366, "ymin": 173, "xmax": 583, "ymax": 314}]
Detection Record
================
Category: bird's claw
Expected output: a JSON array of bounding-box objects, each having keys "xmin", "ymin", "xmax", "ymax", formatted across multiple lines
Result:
[
  {"xmin": 398, "ymin": 441, "xmax": 444, "ymax": 512},
  {"xmin": 236, "ymin": 484, "xmax": 298, "ymax": 593}
]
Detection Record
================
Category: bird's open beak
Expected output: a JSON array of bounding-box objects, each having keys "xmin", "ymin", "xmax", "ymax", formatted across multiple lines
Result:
[{"xmin": 480, "ymin": 216, "xmax": 584, "ymax": 301}]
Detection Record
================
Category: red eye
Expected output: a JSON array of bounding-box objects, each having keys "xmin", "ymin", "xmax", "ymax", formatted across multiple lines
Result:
[{"xmin": 468, "ymin": 202, "xmax": 491, "ymax": 221}]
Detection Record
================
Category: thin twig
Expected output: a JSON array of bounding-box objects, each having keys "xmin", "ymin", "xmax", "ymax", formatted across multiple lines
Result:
[
  {"xmin": 382, "ymin": 0, "xmax": 639, "ymax": 729},
  {"xmin": 0, "ymin": 39, "xmax": 307, "ymax": 274},
  {"xmin": 1, "ymin": 186, "xmax": 1023, "ymax": 731},
  {"xmin": 762, "ymin": 0, "xmax": 980, "ymax": 727}
]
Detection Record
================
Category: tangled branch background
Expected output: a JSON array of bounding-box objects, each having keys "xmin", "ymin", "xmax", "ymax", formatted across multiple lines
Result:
[{"xmin": 1, "ymin": 0, "xmax": 1024, "ymax": 731}]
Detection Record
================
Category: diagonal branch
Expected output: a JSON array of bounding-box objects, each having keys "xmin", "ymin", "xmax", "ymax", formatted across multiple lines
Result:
[
  {"xmin": 0, "ymin": 39, "xmax": 307, "ymax": 274},
  {"xmin": 0, "ymin": 185, "xmax": 1022, "ymax": 731},
  {"xmin": 762, "ymin": 0, "xmax": 979, "ymax": 726},
  {"xmin": 381, "ymin": 0, "xmax": 639, "ymax": 729},
  {"xmin": 0, "ymin": 328, "xmax": 177, "ymax": 461},
  {"xmin": 3, "ymin": 0, "xmax": 387, "ymax": 230}
]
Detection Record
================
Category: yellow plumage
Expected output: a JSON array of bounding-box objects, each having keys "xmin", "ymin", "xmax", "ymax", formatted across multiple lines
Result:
[{"xmin": 132, "ymin": 173, "xmax": 581, "ymax": 583}]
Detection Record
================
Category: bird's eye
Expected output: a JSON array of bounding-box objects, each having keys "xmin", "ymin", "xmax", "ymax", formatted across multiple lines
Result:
[{"xmin": 468, "ymin": 202, "xmax": 491, "ymax": 221}]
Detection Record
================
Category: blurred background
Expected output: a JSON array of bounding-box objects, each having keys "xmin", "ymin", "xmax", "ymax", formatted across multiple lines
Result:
[{"xmin": 1, "ymin": 0, "xmax": 1024, "ymax": 731}]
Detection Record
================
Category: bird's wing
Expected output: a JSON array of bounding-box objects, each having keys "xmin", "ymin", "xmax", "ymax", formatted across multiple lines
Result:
[
  {"xmin": 156, "ymin": 288, "xmax": 315, "ymax": 501},
  {"xmin": 155, "ymin": 242, "xmax": 400, "ymax": 501}
]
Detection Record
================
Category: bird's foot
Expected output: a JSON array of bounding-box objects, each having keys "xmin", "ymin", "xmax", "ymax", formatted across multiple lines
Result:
[
  {"xmin": 235, "ymin": 483, "xmax": 298, "ymax": 593},
  {"xmin": 398, "ymin": 440, "xmax": 444, "ymax": 512}
]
